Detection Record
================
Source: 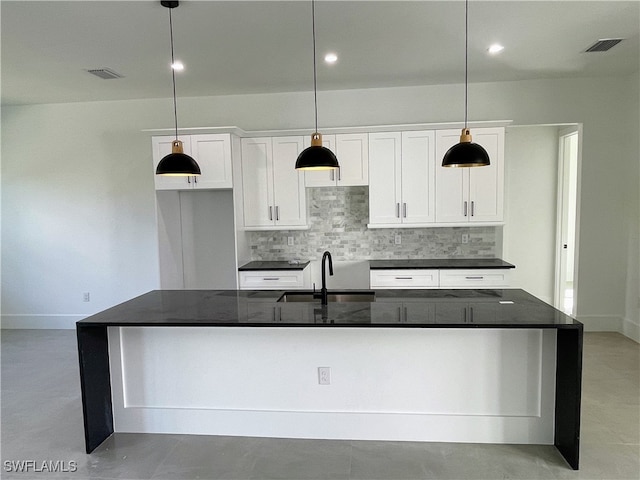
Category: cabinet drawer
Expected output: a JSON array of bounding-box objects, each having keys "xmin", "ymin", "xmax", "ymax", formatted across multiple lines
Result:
[
  {"xmin": 439, "ymin": 269, "xmax": 510, "ymax": 288},
  {"xmin": 239, "ymin": 270, "xmax": 307, "ymax": 290},
  {"xmin": 370, "ymin": 269, "xmax": 439, "ymax": 289}
]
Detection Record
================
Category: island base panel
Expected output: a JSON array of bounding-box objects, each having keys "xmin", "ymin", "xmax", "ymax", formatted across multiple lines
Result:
[
  {"xmin": 77, "ymin": 325, "xmax": 113, "ymax": 453},
  {"xmin": 554, "ymin": 327, "xmax": 583, "ymax": 470}
]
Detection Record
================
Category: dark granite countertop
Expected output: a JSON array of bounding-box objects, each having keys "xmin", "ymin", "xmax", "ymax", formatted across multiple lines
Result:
[
  {"xmin": 239, "ymin": 261, "xmax": 310, "ymax": 271},
  {"xmin": 77, "ymin": 289, "xmax": 580, "ymax": 329},
  {"xmin": 369, "ymin": 258, "xmax": 515, "ymax": 270}
]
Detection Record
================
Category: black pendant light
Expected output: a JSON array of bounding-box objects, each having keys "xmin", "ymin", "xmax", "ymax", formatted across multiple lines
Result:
[
  {"xmin": 442, "ymin": 0, "xmax": 490, "ymax": 168},
  {"xmin": 295, "ymin": 0, "xmax": 339, "ymax": 171},
  {"xmin": 156, "ymin": 0, "xmax": 201, "ymax": 176}
]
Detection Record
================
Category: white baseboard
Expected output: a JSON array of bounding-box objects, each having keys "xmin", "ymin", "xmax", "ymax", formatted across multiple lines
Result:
[
  {"xmin": 577, "ymin": 315, "xmax": 623, "ymax": 333},
  {"xmin": 1, "ymin": 314, "xmax": 85, "ymax": 329},
  {"xmin": 622, "ymin": 318, "xmax": 640, "ymax": 343}
]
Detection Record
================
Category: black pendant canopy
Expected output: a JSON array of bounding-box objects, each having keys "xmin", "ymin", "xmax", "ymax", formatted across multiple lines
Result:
[
  {"xmin": 156, "ymin": 0, "xmax": 201, "ymax": 176},
  {"xmin": 442, "ymin": 0, "xmax": 490, "ymax": 168},
  {"xmin": 295, "ymin": 0, "xmax": 339, "ymax": 171}
]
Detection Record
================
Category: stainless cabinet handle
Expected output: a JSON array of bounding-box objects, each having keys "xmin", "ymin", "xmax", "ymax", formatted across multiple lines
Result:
[
  {"xmin": 397, "ymin": 307, "xmax": 402, "ymax": 323},
  {"xmin": 465, "ymin": 276, "xmax": 484, "ymax": 280},
  {"xmin": 403, "ymin": 306, "xmax": 408, "ymax": 323},
  {"xmin": 470, "ymin": 307, "xmax": 474, "ymax": 323},
  {"xmin": 187, "ymin": 176, "xmax": 191, "ymax": 184},
  {"xmin": 276, "ymin": 206, "xmax": 280, "ymax": 221},
  {"xmin": 395, "ymin": 277, "xmax": 413, "ymax": 280},
  {"xmin": 338, "ymin": 169, "xmax": 341, "ymax": 181},
  {"xmin": 330, "ymin": 170, "xmax": 335, "ymax": 181},
  {"xmin": 263, "ymin": 277, "xmax": 280, "ymax": 281},
  {"xmin": 471, "ymin": 201, "xmax": 475, "ymax": 216},
  {"xmin": 464, "ymin": 201, "xmax": 468, "ymax": 216},
  {"xmin": 396, "ymin": 203, "xmax": 400, "ymax": 218},
  {"xmin": 403, "ymin": 203, "xmax": 407, "ymax": 218},
  {"xmin": 269, "ymin": 206, "xmax": 273, "ymax": 221},
  {"xmin": 194, "ymin": 176, "xmax": 197, "ymax": 184}
]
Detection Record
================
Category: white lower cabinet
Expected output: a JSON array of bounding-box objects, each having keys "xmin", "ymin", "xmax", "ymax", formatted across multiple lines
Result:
[
  {"xmin": 240, "ymin": 137, "xmax": 308, "ymax": 229},
  {"xmin": 370, "ymin": 268, "xmax": 510, "ymax": 289},
  {"xmin": 369, "ymin": 269, "xmax": 439, "ymax": 289},
  {"xmin": 434, "ymin": 303, "xmax": 497, "ymax": 324},
  {"xmin": 239, "ymin": 269, "xmax": 311, "ymax": 290},
  {"xmin": 152, "ymin": 134, "xmax": 234, "ymax": 190},
  {"xmin": 439, "ymin": 269, "xmax": 511, "ymax": 288},
  {"xmin": 372, "ymin": 302, "xmax": 436, "ymax": 323}
]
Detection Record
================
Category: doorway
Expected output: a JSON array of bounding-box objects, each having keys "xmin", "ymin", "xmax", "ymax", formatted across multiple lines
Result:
[{"xmin": 554, "ymin": 127, "xmax": 581, "ymax": 315}]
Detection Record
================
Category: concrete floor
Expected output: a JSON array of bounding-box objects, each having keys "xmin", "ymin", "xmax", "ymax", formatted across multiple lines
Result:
[{"xmin": 1, "ymin": 330, "xmax": 638, "ymax": 480}]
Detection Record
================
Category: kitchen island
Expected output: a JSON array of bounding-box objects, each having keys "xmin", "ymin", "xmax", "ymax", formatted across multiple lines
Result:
[{"xmin": 77, "ymin": 289, "xmax": 582, "ymax": 469}]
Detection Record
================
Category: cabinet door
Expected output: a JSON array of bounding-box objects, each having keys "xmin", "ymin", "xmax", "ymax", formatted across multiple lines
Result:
[
  {"xmin": 272, "ymin": 136, "xmax": 307, "ymax": 227},
  {"xmin": 435, "ymin": 129, "xmax": 470, "ymax": 223},
  {"xmin": 152, "ymin": 135, "xmax": 193, "ymax": 190},
  {"xmin": 439, "ymin": 269, "xmax": 510, "ymax": 288},
  {"xmin": 241, "ymin": 137, "xmax": 274, "ymax": 227},
  {"xmin": 336, "ymin": 133, "xmax": 369, "ymax": 186},
  {"xmin": 468, "ymin": 128, "xmax": 504, "ymax": 222},
  {"xmin": 401, "ymin": 130, "xmax": 436, "ymax": 224},
  {"xmin": 191, "ymin": 134, "xmax": 233, "ymax": 189},
  {"xmin": 368, "ymin": 132, "xmax": 402, "ymax": 225},
  {"xmin": 304, "ymin": 134, "xmax": 337, "ymax": 187}
]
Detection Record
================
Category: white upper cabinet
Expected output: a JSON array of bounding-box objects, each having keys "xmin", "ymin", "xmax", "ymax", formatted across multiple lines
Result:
[
  {"xmin": 304, "ymin": 133, "xmax": 369, "ymax": 187},
  {"xmin": 369, "ymin": 132, "xmax": 402, "ymax": 225},
  {"xmin": 368, "ymin": 130, "xmax": 436, "ymax": 227},
  {"xmin": 240, "ymin": 136, "xmax": 307, "ymax": 230},
  {"xmin": 152, "ymin": 134, "xmax": 234, "ymax": 190},
  {"xmin": 435, "ymin": 127, "xmax": 505, "ymax": 224}
]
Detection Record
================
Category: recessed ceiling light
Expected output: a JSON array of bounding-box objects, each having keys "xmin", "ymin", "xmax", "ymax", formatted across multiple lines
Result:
[
  {"xmin": 487, "ymin": 44, "xmax": 504, "ymax": 55},
  {"xmin": 324, "ymin": 53, "xmax": 338, "ymax": 64},
  {"xmin": 171, "ymin": 61, "xmax": 184, "ymax": 71}
]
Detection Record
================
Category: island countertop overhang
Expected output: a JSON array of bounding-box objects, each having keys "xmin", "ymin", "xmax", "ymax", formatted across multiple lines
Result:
[{"xmin": 76, "ymin": 288, "xmax": 581, "ymax": 329}]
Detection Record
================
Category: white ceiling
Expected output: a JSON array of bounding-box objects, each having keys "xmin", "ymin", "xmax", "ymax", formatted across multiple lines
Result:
[{"xmin": 2, "ymin": 0, "xmax": 638, "ymax": 106}]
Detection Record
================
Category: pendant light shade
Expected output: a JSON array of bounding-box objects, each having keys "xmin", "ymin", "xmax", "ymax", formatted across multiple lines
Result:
[
  {"xmin": 441, "ymin": 128, "xmax": 490, "ymax": 167},
  {"xmin": 295, "ymin": 0, "xmax": 339, "ymax": 171},
  {"xmin": 156, "ymin": 140, "xmax": 202, "ymax": 175},
  {"xmin": 295, "ymin": 133, "xmax": 339, "ymax": 170},
  {"xmin": 156, "ymin": 0, "xmax": 201, "ymax": 176},
  {"xmin": 442, "ymin": 0, "xmax": 490, "ymax": 168}
]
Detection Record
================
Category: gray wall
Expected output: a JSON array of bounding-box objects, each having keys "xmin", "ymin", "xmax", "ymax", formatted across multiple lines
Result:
[{"xmin": 2, "ymin": 74, "xmax": 638, "ymax": 339}]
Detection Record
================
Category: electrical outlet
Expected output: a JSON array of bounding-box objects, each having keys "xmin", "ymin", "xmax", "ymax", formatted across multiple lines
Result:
[
  {"xmin": 287, "ymin": 236, "xmax": 294, "ymax": 246},
  {"xmin": 83, "ymin": 292, "xmax": 90, "ymax": 302},
  {"xmin": 394, "ymin": 234, "xmax": 401, "ymax": 245},
  {"xmin": 318, "ymin": 367, "xmax": 331, "ymax": 385},
  {"xmin": 461, "ymin": 234, "xmax": 469, "ymax": 244}
]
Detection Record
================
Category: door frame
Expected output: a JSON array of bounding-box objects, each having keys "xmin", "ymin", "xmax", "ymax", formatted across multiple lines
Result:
[{"xmin": 554, "ymin": 125, "xmax": 583, "ymax": 316}]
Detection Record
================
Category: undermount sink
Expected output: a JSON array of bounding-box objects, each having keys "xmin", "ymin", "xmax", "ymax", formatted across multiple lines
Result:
[{"xmin": 277, "ymin": 291, "xmax": 376, "ymax": 303}]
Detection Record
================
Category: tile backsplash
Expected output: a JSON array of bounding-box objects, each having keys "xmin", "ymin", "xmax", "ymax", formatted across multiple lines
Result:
[{"xmin": 249, "ymin": 187, "xmax": 497, "ymax": 261}]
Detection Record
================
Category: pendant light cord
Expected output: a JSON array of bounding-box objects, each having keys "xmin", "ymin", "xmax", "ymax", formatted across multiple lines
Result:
[
  {"xmin": 312, "ymin": 0, "xmax": 318, "ymax": 133},
  {"xmin": 464, "ymin": 0, "xmax": 469, "ymax": 130},
  {"xmin": 169, "ymin": 7, "xmax": 179, "ymax": 140}
]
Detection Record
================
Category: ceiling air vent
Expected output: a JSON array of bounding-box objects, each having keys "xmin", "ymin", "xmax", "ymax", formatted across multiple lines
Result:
[
  {"xmin": 86, "ymin": 68, "xmax": 124, "ymax": 79},
  {"xmin": 585, "ymin": 38, "xmax": 624, "ymax": 52}
]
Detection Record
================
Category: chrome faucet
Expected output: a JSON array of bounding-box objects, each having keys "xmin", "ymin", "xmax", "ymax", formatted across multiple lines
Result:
[{"xmin": 315, "ymin": 251, "xmax": 333, "ymax": 305}]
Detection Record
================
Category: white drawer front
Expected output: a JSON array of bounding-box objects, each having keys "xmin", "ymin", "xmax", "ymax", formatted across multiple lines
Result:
[
  {"xmin": 370, "ymin": 269, "xmax": 439, "ymax": 289},
  {"xmin": 439, "ymin": 269, "xmax": 510, "ymax": 288},
  {"xmin": 239, "ymin": 270, "xmax": 306, "ymax": 290}
]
